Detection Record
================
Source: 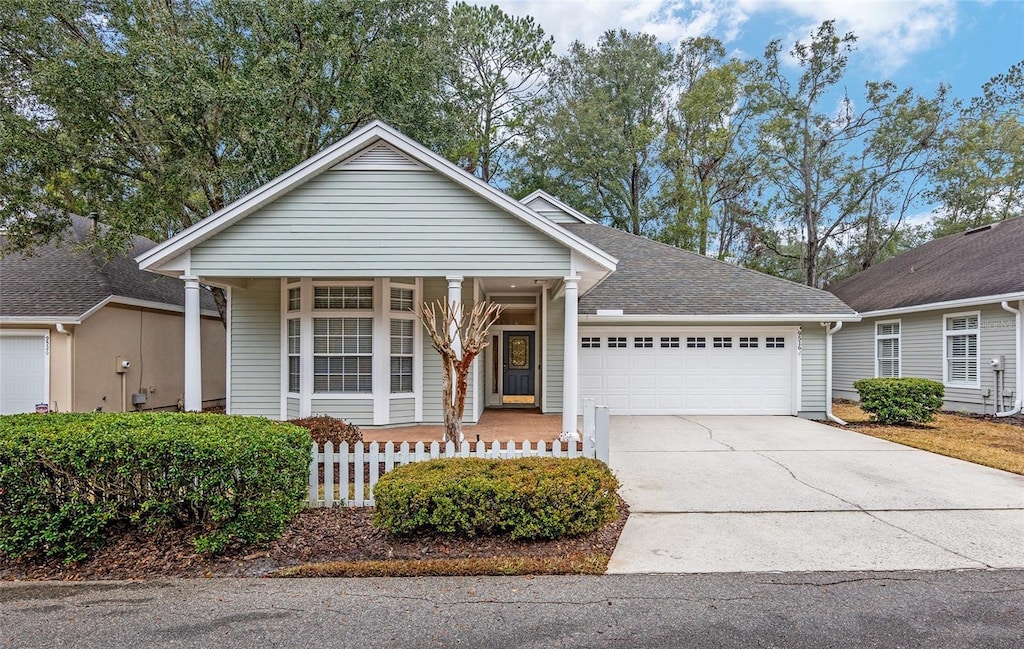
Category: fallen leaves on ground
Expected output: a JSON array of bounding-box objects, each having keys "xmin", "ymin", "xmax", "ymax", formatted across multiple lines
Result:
[
  {"xmin": 831, "ymin": 401, "xmax": 1024, "ymax": 475},
  {"xmin": 0, "ymin": 497, "xmax": 629, "ymax": 581}
]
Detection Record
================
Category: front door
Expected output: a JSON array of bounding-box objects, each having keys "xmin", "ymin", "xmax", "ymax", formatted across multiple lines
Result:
[{"xmin": 502, "ymin": 331, "xmax": 535, "ymax": 405}]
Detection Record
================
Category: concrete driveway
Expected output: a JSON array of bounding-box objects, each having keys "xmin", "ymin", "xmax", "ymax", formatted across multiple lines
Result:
[{"xmin": 607, "ymin": 416, "xmax": 1024, "ymax": 573}]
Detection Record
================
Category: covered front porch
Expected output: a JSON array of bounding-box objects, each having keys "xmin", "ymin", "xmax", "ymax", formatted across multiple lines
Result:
[
  {"xmin": 179, "ymin": 273, "xmax": 590, "ymax": 437},
  {"xmin": 361, "ymin": 407, "xmax": 565, "ymax": 444}
]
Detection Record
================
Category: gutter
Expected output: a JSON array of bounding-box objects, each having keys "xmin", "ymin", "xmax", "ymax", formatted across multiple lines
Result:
[
  {"xmin": 823, "ymin": 321, "xmax": 847, "ymax": 425},
  {"xmin": 996, "ymin": 300, "xmax": 1023, "ymax": 417}
]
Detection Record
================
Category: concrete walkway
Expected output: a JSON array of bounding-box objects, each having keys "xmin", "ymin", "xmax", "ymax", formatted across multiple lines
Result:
[{"xmin": 607, "ymin": 416, "xmax": 1024, "ymax": 573}]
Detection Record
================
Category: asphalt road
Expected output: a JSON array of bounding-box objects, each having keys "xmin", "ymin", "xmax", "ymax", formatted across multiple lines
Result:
[{"xmin": 3, "ymin": 570, "xmax": 1022, "ymax": 648}]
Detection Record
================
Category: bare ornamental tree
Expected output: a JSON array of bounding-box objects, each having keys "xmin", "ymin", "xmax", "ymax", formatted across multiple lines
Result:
[{"xmin": 418, "ymin": 299, "xmax": 504, "ymax": 443}]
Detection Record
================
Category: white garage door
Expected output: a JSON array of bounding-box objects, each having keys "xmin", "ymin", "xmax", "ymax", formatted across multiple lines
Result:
[
  {"xmin": 579, "ymin": 328, "xmax": 796, "ymax": 415},
  {"xmin": 0, "ymin": 332, "xmax": 49, "ymax": 415}
]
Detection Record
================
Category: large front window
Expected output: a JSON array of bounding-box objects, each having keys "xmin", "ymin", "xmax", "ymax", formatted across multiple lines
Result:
[
  {"xmin": 944, "ymin": 313, "xmax": 979, "ymax": 386},
  {"xmin": 285, "ymin": 281, "xmax": 419, "ymax": 398}
]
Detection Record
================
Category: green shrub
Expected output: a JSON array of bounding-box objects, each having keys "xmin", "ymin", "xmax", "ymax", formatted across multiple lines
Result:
[
  {"xmin": 853, "ymin": 377, "xmax": 945, "ymax": 425},
  {"xmin": 0, "ymin": 412, "xmax": 311, "ymax": 561},
  {"xmin": 288, "ymin": 415, "xmax": 362, "ymax": 447},
  {"xmin": 372, "ymin": 457, "xmax": 619, "ymax": 540}
]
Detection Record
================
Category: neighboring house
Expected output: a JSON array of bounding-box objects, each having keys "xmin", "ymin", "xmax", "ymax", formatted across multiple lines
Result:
[
  {"xmin": 136, "ymin": 121, "xmax": 857, "ymax": 435},
  {"xmin": 0, "ymin": 215, "xmax": 226, "ymax": 414},
  {"xmin": 830, "ymin": 217, "xmax": 1024, "ymax": 417}
]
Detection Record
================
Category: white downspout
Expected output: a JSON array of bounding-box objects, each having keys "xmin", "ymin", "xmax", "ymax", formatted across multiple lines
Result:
[
  {"xmin": 996, "ymin": 300, "xmax": 1022, "ymax": 417},
  {"xmin": 824, "ymin": 321, "xmax": 847, "ymax": 425}
]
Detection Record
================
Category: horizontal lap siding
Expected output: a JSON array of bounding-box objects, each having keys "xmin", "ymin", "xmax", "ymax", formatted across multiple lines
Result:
[
  {"xmin": 286, "ymin": 397, "xmax": 300, "ymax": 420},
  {"xmin": 799, "ymin": 325, "xmax": 826, "ymax": 418},
  {"xmin": 189, "ymin": 170, "xmax": 570, "ymax": 277},
  {"xmin": 311, "ymin": 399, "xmax": 374, "ymax": 425},
  {"xmin": 546, "ymin": 293, "xmax": 565, "ymax": 413},
  {"xmin": 389, "ymin": 397, "xmax": 415, "ymax": 424},
  {"xmin": 832, "ymin": 321, "xmax": 875, "ymax": 400},
  {"xmin": 834, "ymin": 305, "xmax": 1018, "ymax": 414},
  {"xmin": 229, "ymin": 279, "xmax": 280, "ymax": 418}
]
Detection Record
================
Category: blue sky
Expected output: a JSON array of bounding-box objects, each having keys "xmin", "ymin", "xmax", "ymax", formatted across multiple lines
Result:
[{"xmin": 480, "ymin": 0, "xmax": 1024, "ymax": 105}]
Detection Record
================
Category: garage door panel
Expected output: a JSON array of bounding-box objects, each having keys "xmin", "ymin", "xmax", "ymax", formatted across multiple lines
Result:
[
  {"xmin": 579, "ymin": 328, "xmax": 794, "ymax": 416},
  {"xmin": 0, "ymin": 334, "xmax": 48, "ymax": 415}
]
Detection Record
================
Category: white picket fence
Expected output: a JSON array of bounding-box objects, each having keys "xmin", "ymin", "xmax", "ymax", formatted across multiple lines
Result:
[{"xmin": 307, "ymin": 401, "xmax": 610, "ymax": 507}]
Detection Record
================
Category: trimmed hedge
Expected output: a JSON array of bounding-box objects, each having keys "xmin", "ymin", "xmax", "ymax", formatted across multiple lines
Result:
[
  {"xmin": 0, "ymin": 412, "xmax": 311, "ymax": 561},
  {"xmin": 853, "ymin": 377, "xmax": 945, "ymax": 425},
  {"xmin": 372, "ymin": 457, "xmax": 619, "ymax": 540}
]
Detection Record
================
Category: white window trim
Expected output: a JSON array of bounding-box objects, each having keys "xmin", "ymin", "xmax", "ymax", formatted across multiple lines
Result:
[
  {"xmin": 874, "ymin": 318, "xmax": 902, "ymax": 378},
  {"xmin": 281, "ymin": 279, "xmax": 422, "ymax": 421},
  {"xmin": 943, "ymin": 310, "xmax": 981, "ymax": 388}
]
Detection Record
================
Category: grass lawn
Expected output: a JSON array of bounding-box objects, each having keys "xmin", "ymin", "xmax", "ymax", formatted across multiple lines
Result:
[{"xmin": 832, "ymin": 401, "xmax": 1024, "ymax": 475}]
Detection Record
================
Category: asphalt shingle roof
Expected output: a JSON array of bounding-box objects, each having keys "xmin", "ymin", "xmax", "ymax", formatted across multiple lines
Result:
[
  {"xmin": 566, "ymin": 223, "xmax": 856, "ymax": 317},
  {"xmin": 828, "ymin": 216, "xmax": 1024, "ymax": 313},
  {"xmin": 1, "ymin": 215, "xmax": 217, "ymax": 320}
]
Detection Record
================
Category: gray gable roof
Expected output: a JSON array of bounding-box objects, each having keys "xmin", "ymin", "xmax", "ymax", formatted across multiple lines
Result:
[
  {"xmin": 829, "ymin": 216, "xmax": 1024, "ymax": 313},
  {"xmin": 1, "ymin": 215, "xmax": 217, "ymax": 320},
  {"xmin": 565, "ymin": 223, "xmax": 856, "ymax": 317}
]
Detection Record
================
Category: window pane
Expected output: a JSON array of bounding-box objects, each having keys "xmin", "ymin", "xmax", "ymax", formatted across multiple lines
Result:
[
  {"xmin": 288, "ymin": 287, "xmax": 301, "ymax": 311},
  {"xmin": 288, "ymin": 319, "xmax": 301, "ymax": 354},
  {"xmin": 391, "ymin": 357, "xmax": 413, "ymax": 393},
  {"xmin": 390, "ymin": 287, "xmax": 414, "ymax": 311},
  {"xmin": 313, "ymin": 285, "xmax": 373, "ymax": 310}
]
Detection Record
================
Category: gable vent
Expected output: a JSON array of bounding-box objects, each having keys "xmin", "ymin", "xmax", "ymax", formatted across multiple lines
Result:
[{"xmin": 333, "ymin": 141, "xmax": 426, "ymax": 171}]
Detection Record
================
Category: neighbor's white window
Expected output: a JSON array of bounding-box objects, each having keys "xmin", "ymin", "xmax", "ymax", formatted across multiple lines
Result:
[
  {"xmin": 313, "ymin": 317, "xmax": 373, "ymax": 393},
  {"xmin": 944, "ymin": 312, "xmax": 980, "ymax": 387},
  {"xmin": 875, "ymin": 320, "xmax": 901, "ymax": 378}
]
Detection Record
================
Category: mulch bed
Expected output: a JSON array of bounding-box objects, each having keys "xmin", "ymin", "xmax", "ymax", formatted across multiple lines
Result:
[{"xmin": 0, "ymin": 497, "xmax": 629, "ymax": 581}]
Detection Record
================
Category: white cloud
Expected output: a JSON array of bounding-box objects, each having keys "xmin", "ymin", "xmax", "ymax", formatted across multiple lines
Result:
[
  {"xmin": 738, "ymin": 0, "xmax": 958, "ymax": 74},
  {"xmin": 477, "ymin": 1, "xmax": 957, "ymax": 73}
]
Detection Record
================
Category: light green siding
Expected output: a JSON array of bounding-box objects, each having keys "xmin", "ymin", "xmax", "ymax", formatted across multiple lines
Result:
[
  {"xmin": 799, "ymin": 324, "xmax": 827, "ymax": 418},
  {"xmin": 389, "ymin": 397, "xmax": 415, "ymax": 424},
  {"xmin": 834, "ymin": 304, "xmax": 1018, "ymax": 414},
  {"xmin": 545, "ymin": 292, "xmax": 565, "ymax": 413},
  {"xmin": 190, "ymin": 170, "xmax": 571, "ymax": 277},
  {"xmin": 229, "ymin": 279, "xmax": 280, "ymax": 418},
  {"xmin": 286, "ymin": 397, "xmax": 300, "ymax": 420},
  {"xmin": 311, "ymin": 399, "xmax": 374, "ymax": 425}
]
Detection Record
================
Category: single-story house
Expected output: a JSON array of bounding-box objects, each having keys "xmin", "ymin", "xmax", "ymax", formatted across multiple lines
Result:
[
  {"xmin": 829, "ymin": 216, "xmax": 1023, "ymax": 417},
  {"xmin": 0, "ymin": 214, "xmax": 226, "ymax": 414},
  {"xmin": 136, "ymin": 121, "xmax": 858, "ymax": 434}
]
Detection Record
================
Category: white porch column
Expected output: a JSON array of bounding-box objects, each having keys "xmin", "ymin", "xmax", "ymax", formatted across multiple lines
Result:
[
  {"xmin": 561, "ymin": 276, "xmax": 580, "ymax": 439},
  {"xmin": 446, "ymin": 275, "xmax": 463, "ymax": 357},
  {"xmin": 183, "ymin": 275, "xmax": 203, "ymax": 412}
]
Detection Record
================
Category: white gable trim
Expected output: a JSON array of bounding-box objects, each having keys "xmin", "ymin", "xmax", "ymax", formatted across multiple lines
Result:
[
  {"xmin": 137, "ymin": 121, "xmax": 616, "ymax": 273},
  {"xmin": 521, "ymin": 189, "xmax": 597, "ymax": 224}
]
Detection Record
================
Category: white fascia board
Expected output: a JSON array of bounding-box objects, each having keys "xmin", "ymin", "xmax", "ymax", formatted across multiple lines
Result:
[
  {"xmin": 856, "ymin": 292, "xmax": 1024, "ymax": 318},
  {"xmin": 579, "ymin": 313, "xmax": 862, "ymax": 324},
  {"xmin": 137, "ymin": 121, "xmax": 618, "ymax": 273},
  {"xmin": 0, "ymin": 316, "xmax": 83, "ymax": 325},
  {"xmin": 520, "ymin": 189, "xmax": 597, "ymax": 224}
]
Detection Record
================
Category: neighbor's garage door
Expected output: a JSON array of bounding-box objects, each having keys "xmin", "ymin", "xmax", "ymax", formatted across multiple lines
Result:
[
  {"xmin": 0, "ymin": 332, "xmax": 49, "ymax": 415},
  {"xmin": 579, "ymin": 328, "xmax": 795, "ymax": 415}
]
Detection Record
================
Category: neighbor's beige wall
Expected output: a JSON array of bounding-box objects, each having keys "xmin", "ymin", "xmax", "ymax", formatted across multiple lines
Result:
[{"xmin": 72, "ymin": 304, "xmax": 225, "ymax": 412}]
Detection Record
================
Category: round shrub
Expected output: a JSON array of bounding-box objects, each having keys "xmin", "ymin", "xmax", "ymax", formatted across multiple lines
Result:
[
  {"xmin": 853, "ymin": 377, "xmax": 945, "ymax": 425},
  {"xmin": 0, "ymin": 412, "xmax": 311, "ymax": 561},
  {"xmin": 371, "ymin": 457, "xmax": 619, "ymax": 540}
]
